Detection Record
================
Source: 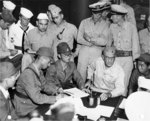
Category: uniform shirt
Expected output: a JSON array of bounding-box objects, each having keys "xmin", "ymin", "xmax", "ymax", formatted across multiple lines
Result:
[
  {"xmin": 139, "ymin": 28, "xmax": 150, "ymax": 54},
  {"xmin": 0, "ymin": 90, "xmax": 10, "ymax": 121},
  {"xmin": 128, "ymin": 68, "xmax": 150, "ymax": 94},
  {"xmin": 50, "ymin": 20, "xmax": 77, "ymax": 49},
  {"xmin": 14, "ymin": 64, "xmax": 56, "ymax": 116},
  {"xmin": 50, "ymin": 21, "xmax": 77, "ymax": 60},
  {"xmin": 4, "ymin": 29, "xmax": 14, "ymax": 50},
  {"xmin": 77, "ymin": 17, "xmax": 110, "ymax": 47},
  {"xmin": 0, "ymin": 27, "xmax": 10, "ymax": 59},
  {"xmin": 9, "ymin": 21, "xmax": 34, "ymax": 54},
  {"xmin": 46, "ymin": 60, "xmax": 84, "ymax": 90},
  {"xmin": 109, "ymin": 21, "xmax": 140, "ymax": 60},
  {"xmin": 87, "ymin": 57, "xmax": 125, "ymax": 97},
  {"xmin": 128, "ymin": 69, "xmax": 141, "ymax": 94},
  {"xmin": 24, "ymin": 27, "xmax": 54, "ymax": 52}
]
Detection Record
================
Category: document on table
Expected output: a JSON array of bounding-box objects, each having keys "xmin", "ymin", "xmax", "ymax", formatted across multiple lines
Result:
[
  {"xmin": 63, "ymin": 88, "xmax": 89, "ymax": 98},
  {"xmin": 97, "ymin": 105, "xmax": 114, "ymax": 117},
  {"xmin": 78, "ymin": 105, "xmax": 114, "ymax": 121},
  {"xmin": 119, "ymin": 98, "xmax": 126, "ymax": 109}
]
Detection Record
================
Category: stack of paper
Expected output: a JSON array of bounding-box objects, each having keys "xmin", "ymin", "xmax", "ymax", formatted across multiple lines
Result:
[
  {"xmin": 63, "ymin": 88, "xmax": 89, "ymax": 98},
  {"xmin": 77, "ymin": 105, "xmax": 114, "ymax": 120}
]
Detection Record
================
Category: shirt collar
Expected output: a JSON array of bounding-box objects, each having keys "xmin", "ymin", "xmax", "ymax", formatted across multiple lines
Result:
[
  {"xmin": 17, "ymin": 20, "xmax": 31, "ymax": 29},
  {"xmin": 36, "ymin": 27, "xmax": 48, "ymax": 35},
  {"xmin": 90, "ymin": 16, "xmax": 103, "ymax": 24},
  {"xmin": 0, "ymin": 85, "xmax": 9, "ymax": 99},
  {"xmin": 32, "ymin": 63, "xmax": 40, "ymax": 76},
  {"xmin": 115, "ymin": 21, "xmax": 127, "ymax": 30}
]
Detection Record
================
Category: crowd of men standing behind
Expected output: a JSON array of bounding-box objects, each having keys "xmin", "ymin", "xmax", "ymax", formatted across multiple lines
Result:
[{"xmin": 0, "ymin": 0, "xmax": 150, "ymax": 120}]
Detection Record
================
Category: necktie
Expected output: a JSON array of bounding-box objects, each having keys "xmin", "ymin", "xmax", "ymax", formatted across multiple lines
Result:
[{"xmin": 20, "ymin": 26, "xmax": 29, "ymax": 54}]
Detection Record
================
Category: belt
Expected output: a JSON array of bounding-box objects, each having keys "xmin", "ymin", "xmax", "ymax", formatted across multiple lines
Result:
[
  {"xmin": 14, "ymin": 45, "xmax": 22, "ymax": 51},
  {"xmin": 15, "ymin": 90, "xmax": 29, "ymax": 99},
  {"xmin": 116, "ymin": 50, "xmax": 132, "ymax": 57}
]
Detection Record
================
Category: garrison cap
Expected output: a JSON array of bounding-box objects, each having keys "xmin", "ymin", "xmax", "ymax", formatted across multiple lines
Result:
[
  {"xmin": 0, "ymin": 62, "xmax": 18, "ymax": 81},
  {"xmin": 103, "ymin": 46, "xmax": 116, "ymax": 57},
  {"xmin": 137, "ymin": 53, "xmax": 150, "ymax": 63},
  {"xmin": 36, "ymin": 47, "xmax": 54, "ymax": 59},
  {"xmin": 57, "ymin": 42, "xmax": 71, "ymax": 56},
  {"xmin": 50, "ymin": 6, "xmax": 62, "ymax": 17}
]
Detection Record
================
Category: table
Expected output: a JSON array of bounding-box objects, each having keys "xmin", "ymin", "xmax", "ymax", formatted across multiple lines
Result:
[
  {"xmin": 39, "ymin": 92, "xmax": 128, "ymax": 121},
  {"xmin": 80, "ymin": 92, "xmax": 124, "ymax": 120}
]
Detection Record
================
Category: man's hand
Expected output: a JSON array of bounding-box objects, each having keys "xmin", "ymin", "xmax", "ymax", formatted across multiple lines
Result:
[
  {"xmin": 100, "ymin": 92, "xmax": 112, "ymax": 101},
  {"xmin": 10, "ymin": 49, "xmax": 18, "ymax": 56},
  {"xmin": 83, "ymin": 33, "xmax": 91, "ymax": 42},
  {"xmin": 85, "ymin": 79, "xmax": 92, "ymax": 88},
  {"xmin": 82, "ymin": 79, "xmax": 92, "ymax": 93},
  {"xmin": 27, "ymin": 50, "xmax": 36, "ymax": 54},
  {"xmin": 57, "ymin": 87, "xmax": 63, "ymax": 94},
  {"xmin": 82, "ymin": 88, "xmax": 91, "ymax": 94}
]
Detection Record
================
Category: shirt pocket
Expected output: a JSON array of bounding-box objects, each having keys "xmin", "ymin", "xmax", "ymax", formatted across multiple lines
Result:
[{"xmin": 31, "ymin": 41, "xmax": 40, "ymax": 51}]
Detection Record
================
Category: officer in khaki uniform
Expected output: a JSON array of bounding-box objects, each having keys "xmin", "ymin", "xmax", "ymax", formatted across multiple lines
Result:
[
  {"xmin": 77, "ymin": 1, "xmax": 111, "ymax": 82},
  {"xmin": 46, "ymin": 42, "xmax": 84, "ymax": 90},
  {"xmin": 13, "ymin": 47, "xmax": 62, "ymax": 118},
  {"xmin": 22, "ymin": 13, "xmax": 54, "ymax": 72},
  {"xmin": 0, "ymin": 62, "xmax": 20, "ymax": 121},
  {"xmin": 107, "ymin": 4, "xmax": 140, "ymax": 96},
  {"xmin": 48, "ymin": 5, "xmax": 78, "ymax": 61},
  {"xmin": 139, "ymin": 15, "xmax": 150, "ymax": 54}
]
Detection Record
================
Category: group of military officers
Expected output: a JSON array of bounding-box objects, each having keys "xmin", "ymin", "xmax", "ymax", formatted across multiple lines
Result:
[{"xmin": 0, "ymin": 0, "xmax": 150, "ymax": 120}]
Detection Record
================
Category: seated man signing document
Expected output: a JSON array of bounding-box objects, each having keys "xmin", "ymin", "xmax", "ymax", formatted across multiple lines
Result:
[{"xmin": 86, "ymin": 47, "xmax": 125, "ymax": 101}]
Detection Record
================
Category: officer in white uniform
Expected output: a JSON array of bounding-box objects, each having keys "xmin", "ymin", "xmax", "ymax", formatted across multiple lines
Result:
[{"xmin": 9, "ymin": 7, "xmax": 34, "ymax": 56}]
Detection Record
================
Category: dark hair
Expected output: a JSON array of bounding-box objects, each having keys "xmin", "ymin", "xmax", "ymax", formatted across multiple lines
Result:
[{"xmin": 144, "ymin": 62, "xmax": 150, "ymax": 67}]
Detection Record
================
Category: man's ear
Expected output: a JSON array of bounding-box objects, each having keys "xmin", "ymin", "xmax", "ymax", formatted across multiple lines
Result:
[
  {"xmin": 36, "ymin": 21, "xmax": 38, "ymax": 26},
  {"xmin": 61, "ymin": 14, "xmax": 64, "ymax": 19}
]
